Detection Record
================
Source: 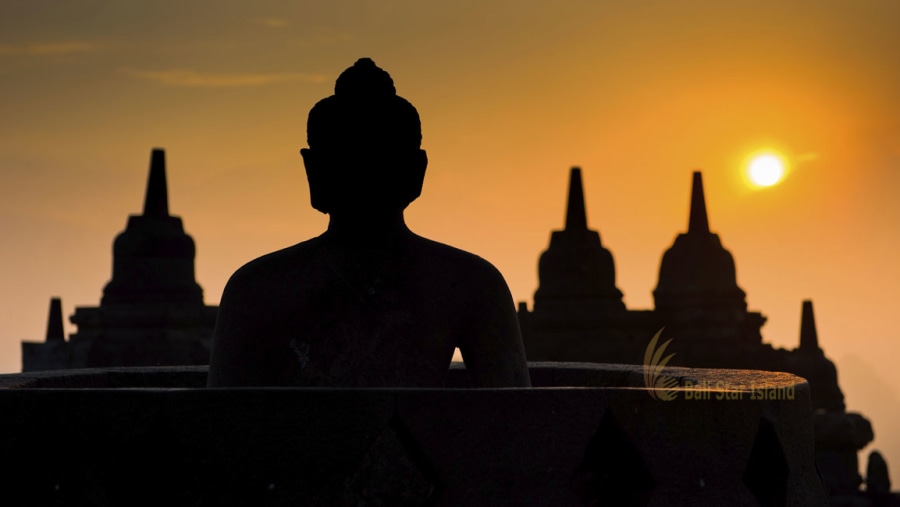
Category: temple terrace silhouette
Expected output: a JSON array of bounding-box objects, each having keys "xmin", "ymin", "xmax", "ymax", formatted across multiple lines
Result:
[
  {"xmin": 22, "ymin": 149, "xmax": 217, "ymax": 370},
  {"xmin": 207, "ymin": 58, "xmax": 531, "ymax": 388},
  {"xmin": 519, "ymin": 168, "xmax": 881, "ymax": 501}
]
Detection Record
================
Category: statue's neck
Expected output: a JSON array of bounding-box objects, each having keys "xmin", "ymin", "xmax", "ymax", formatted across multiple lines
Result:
[{"xmin": 325, "ymin": 209, "xmax": 410, "ymax": 244}]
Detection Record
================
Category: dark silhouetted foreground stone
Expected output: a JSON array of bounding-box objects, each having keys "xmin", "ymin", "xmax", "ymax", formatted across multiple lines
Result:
[{"xmin": 0, "ymin": 363, "xmax": 826, "ymax": 506}]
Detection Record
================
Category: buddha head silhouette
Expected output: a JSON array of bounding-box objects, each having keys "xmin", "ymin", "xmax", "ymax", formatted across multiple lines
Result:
[{"xmin": 301, "ymin": 58, "xmax": 427, "ymax": 215}]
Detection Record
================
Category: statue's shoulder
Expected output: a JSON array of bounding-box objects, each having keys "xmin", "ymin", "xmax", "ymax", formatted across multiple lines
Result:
[
  {"xmin": 224, "ymin": 236, "xmax": 327, "ymax": 293},
  {"xmin": 409, "ymin": 235, "xmax": 509, "ymax": 290}
]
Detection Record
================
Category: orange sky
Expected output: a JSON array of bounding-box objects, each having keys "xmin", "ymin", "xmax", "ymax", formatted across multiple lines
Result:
[{"xmin": 1, "ymin": 0, "xmax": 899, "ymax": 483}]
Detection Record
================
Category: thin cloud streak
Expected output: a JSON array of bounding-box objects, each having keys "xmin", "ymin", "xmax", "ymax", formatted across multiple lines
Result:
[
  {"xmin": 124, "ymin": 68, "xmax": 328, "ymax": 88},
  {"xmin": 0, "ymin": 41, "xmax": 99, "ymax": 56},
  {"xmin": 253, "ymin": 17, "xmax": 289, "ymax": 28},
  {"xmin": 795, "ymin": 152, "xmax": 821, "ymax": 163}
]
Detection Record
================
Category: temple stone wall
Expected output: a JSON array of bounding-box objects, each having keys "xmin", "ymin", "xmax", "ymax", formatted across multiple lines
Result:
[{"xmin": 0, "ymin": 363, "xmax": 826, "ymax": 506}]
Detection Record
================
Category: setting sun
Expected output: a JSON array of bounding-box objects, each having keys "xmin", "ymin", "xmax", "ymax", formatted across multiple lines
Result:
[{"xmin": 747, "ymin": 154, "xmax": 786, "ymax": 187}]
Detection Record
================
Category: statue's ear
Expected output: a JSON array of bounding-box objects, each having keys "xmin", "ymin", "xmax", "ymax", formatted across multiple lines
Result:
[
  {"xmin": 301, "ymin": 148, "xmax": 331, "ymax": 214},
  {"xmin": 402, "ymin": 149, "xmax": 427, "ymax": 207}
]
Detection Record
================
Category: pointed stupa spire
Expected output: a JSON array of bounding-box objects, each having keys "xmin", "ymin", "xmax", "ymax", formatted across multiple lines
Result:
[
  {"xmin": 142, "ymin": 148, "xmax": 169, "ymax": 217},
  {"xmin": 532, "ymin": 166, "xmax": 624, "ymax": 316},
  {"xmin": 799, "ymin": 300, "xmax": 820, "ymax": 352},
  {"xmin": 653, "ymin": 170, "xmax": 747, "ymax": 317},
  {"xmin": 45, "ymin": 297, "xmax": 64, "ymax": 342},
  {"xmin": 688, "ymin": 170, "xmax": 709, "ymax": 234},
  {"xmin": 100, "ymin": 148, "xmax": 203, "ymax": 306},
  {"xmin": 565, "ymin": 167, "xmax": 587, "ymax": 230}
]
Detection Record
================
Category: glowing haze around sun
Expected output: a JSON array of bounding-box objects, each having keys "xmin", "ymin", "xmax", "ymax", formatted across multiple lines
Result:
[{"xmin": 747, "ymin": 154, "xmax": 786, "ymax": 187}]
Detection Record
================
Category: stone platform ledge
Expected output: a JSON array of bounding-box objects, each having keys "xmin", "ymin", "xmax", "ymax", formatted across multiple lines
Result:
[{"xmin": 0, "ymin": 362, "xmax": 826, "ymax": 506}]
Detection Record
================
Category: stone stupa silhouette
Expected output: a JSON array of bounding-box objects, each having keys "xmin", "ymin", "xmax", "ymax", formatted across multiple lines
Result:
[
  {"xmin": 519, "ymin": 167, "xmax": 879, "ymax": 500},
  {"xmin": 22, "ymin": 149, "xmax": 218, "ymax": 370}
]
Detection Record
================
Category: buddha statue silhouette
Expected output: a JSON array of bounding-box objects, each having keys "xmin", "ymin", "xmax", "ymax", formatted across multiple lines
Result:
[{"xmin": 208, "ymin": 58, "xmax": 531, "ymax": 388}]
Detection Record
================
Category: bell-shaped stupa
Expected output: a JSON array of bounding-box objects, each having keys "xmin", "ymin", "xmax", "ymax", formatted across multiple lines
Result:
[
  {"xmin": 101, "ymin": 149, "xmax": 205, "ymax": 306},
  {"xmin": 653, "ymin": 171, "xmax": 748, "ymax": 324},
  {"xmin": 532, "ymin": 167, "xmax": 625, "ymax": 324},
  {"xmin": 23, "ymin": 149, "xmax": 219, "ymax": 369}
]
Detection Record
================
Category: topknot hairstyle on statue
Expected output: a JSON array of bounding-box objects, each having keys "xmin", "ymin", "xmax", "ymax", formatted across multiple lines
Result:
[
  {"xmin": 334, "ymin": 57, "xmax": 396, "ymax": 97},
  {"xmin": 307, "ymin": 58, "xmax": 422, "ymax": 151}
]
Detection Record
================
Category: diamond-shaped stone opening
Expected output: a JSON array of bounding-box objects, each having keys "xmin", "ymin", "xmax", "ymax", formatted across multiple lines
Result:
[
  {"xmin": 340, "ymin": 415, "xmax": 440, "ymax": 506},
  {"xmin": 743, "ymin": 417, "xmax": 789, "ymax": 507},
  {"xmin": 572, "ymin": 410, "xmax": 654, "ymax": 506}
]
